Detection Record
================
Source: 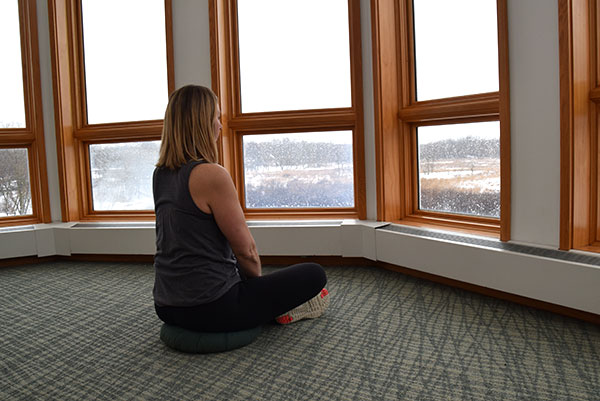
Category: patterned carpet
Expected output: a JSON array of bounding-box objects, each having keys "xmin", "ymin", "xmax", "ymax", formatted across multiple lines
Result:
[{"xmin": 0, "ymin": 261, "xmax": 598, "ymax": 400}]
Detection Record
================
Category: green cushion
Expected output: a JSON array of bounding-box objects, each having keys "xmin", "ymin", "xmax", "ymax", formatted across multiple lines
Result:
[{"xmin": 159, "ymin": 324, "xmax": 261, "ymax": 354}]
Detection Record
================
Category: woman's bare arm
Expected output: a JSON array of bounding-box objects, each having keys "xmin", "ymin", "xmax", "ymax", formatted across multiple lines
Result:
[{"xmin": 189, "ymin": 163, "xmax": 261, "ymax": 277}]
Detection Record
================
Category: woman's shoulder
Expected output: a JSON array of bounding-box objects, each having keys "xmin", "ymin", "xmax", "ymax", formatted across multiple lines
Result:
[
  {"xmin": 189, "ymin": 162, "xmax": 232, "ymax": 187},
  {"xmin": 190, "ymin": 161, "xmax": 227, "ymax": 175}
]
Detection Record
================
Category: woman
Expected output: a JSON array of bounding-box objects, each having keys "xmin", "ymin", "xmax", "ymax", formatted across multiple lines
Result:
[{"xmin": 153, "ymin": 85, "xmax": 329, "ymax": 332}]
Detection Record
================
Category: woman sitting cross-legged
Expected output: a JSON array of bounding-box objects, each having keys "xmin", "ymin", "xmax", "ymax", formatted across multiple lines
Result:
[{"xmin": 153, "ymin": 84, "xmax": 329, "ymax": 333}]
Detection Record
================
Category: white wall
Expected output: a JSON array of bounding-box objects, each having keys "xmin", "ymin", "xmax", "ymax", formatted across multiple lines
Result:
[
  {"xmin": 171, "ymin": 0, "xmax": 212, "ymax": 89},
  {"xmin": 508, "ymin": 0, "xmax": 561, "ymax": 248},
  {"xmin": 4, "ymin": 0, "xmax": 598, "ymax": 316}
]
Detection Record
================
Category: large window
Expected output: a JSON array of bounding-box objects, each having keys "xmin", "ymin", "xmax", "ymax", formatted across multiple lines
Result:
[
  {"xmin": 0, "ymin": 0, "xmax": 50, "ymax": 227},
  {"xmin": 559, "ymin": 0, "xmax": 600, "ymax": 251},
  {"xmin": 210, "ymin": 0, "xmax": 365, "ymax": 219},
  {"xmin": 372, "ymin": 0, "xmax": 510, "ymax": 238},
  {"xmin": 49, "ymin": 0, "xmax": 174, "ymax": 221}
]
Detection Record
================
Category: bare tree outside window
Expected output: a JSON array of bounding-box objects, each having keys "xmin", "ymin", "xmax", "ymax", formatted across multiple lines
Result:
[
  {"xmin": 89, "ymin": 141, "xmax": 160, "ymax": 211},
  {"xmin": 0, "ymin": 149, "xmax": 32, "ymax": 217}
]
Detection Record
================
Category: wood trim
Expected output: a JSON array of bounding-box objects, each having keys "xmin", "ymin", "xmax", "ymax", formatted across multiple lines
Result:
[
  {"xmin": 2, "ymin": 254, "xmax": 598, "ymax": 325},
  {"xmin": 0, "ymin": 132, "xmax": 36, "ymax": 144},
  {"xmin": 559, "ymin": 0, "xmax": 596, "ymax": 250},
  {"xmin": 164, "ymin": 0, "xmax": 175, "ymax": 95},
  {"xmin": 592, "ymin": 1, "xmax": 600, "ymax": 243},
  {"xmin": 244, "ymin": 210, "xmax": 361, "ymax": 220},
  {"xmin": 401, "ymin": 213, "xmax": 500, "ymax": 234},
  {"xmin": 0, "ymin": 255, "xmax": 60, "ymax": 268},
  {"xmin": 71, "ymin": 0, "xmax": 86, "ymax": 129},
  {"xmin": 228, "ymin": 110, "xmax": 358, "ymax": 131},
  {"xmin": 497, "ymin": 0, "xmax": 512, "ymax": 241},
  {"xmin": 210, "ymin": 0, "xmax": 236, "ymax": 173},
  {"xmin": 208, "ymin": 0, "xmax": 219, "ymax": 98},
  {"xmin": 348, "ymin": 0, "xmax": 367, "ymax": 220},
  {"xmin": 21, "ymin": 0, "xmax": 51, "ymax": 224},
  {"xmin": 398, "ymin": 93, "xmax": 499, "ymax": 123},
  {"xmin": 0, "ymin": 215, "xmax": 41, "ymax": 227},
  {"xmin": 77, "ymin": 212, "xmax": 155, "ymax": 221},
  {"xmin": 596, "ymin": 107, "xmax": 600, "ymax": 241},
  {"xmin": 589, "ymin": 86, "xmax": 600, "ymax": 101},
  {"xmin": 559, "ymin": 0, "xmax": 576, "ymax": 250},
  {"xmin": 596, "ymin": 0, "xmax": 600, "ymax": 87},
  {"xmin": 48, "ymin": 0, "xmax": 80, "ymax": 222},
  {"xmin": 573, "ymin": 0, "xmax": 593, "ymax": 248},
  {"xmin": 74, "ymin": 123, "xmax": 163, "ymax": 141},
  {"xmin": 208, "ymin": 0, "xmax": 227, "ymax": 167},
  {"xmin": 0, "ymin": 0, "xmax": 51, "ymax": 227},
  {"xmin": 228, "ymin": 0, "xmax": 242, "ymax": 118},
  {"xmin": 371, "ymin": 0, "xmax": 403, "ymax": 221}
]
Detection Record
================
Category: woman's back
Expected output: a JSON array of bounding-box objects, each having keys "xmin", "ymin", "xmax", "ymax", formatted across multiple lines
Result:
[{"xmin": 153, "ymin": 160, "xmax": 240, "ymax": 307}]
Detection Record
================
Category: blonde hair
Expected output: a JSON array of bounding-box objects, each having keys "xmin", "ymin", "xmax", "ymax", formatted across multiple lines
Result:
[{"xmin": 157, "ymin": 85, "xmax": 219, "ymax": 169}]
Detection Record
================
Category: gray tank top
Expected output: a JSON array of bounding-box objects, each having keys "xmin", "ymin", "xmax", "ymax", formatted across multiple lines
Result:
[{"xmin": 152, "ymin": 160, "xmax": 241, "ymax": 307}]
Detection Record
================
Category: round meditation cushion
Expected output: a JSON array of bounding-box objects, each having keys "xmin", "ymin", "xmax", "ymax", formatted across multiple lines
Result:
[{"xmin": 159, "ymin": 324, "xmax": 261, "ymax": 353}]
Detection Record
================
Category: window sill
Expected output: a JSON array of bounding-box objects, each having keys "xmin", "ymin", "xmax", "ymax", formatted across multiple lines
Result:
[{"xmin": 396, "ymin": 215, "xmax": 500, "ymax": 239}]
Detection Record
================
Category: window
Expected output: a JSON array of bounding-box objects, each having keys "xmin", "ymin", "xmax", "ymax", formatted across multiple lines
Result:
[
  {"xmin": 0, "ymin": 0, "xmax": 50, "ymax": 227},
  {"xmin": 210, "ymin": 0, "xmax": 365, "ymax": 219},
  {"xmin": 88, "ymin": 141, "xmax": 160, "ymax": 211},
  {"xmin": 559, "ymin": 0, "xmax": 600, "ymax": 251},
  {"xmin": 417, "ymin": 121, "xmax": 500, "ymax": 218},
  {"xmin": 48, "ymin": 0, "xmax": 174, "ymax": 221},
  {"xmin": 371, "ymin": 0, "xmax": 510, "ymax": 238},
  {"xmin": 242, "ymin": 131, "xmax": 354, "ymax": 209}
]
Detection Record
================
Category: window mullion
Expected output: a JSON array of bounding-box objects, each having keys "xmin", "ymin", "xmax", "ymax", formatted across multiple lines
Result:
[{"xmin": 399, "ymin": 93, "xmax": 500, "ymax": 123}]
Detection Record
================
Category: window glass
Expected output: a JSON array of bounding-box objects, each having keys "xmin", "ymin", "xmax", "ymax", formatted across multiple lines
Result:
[
  {"xmin": 417, "ymin": 121, "xmax": 500, "ymax": 217},
  {"xmin": 81, "ymin": 0, "xmax": 168, "ymax": 124},
  {"xmin": 243, "ymin": 131, "xmax": 354, "ymax": 208},
  {"xmin": 0, "ymin": 0, "xmax": 26, "ymax": 128},
  {"xmin": 413, "ymin": 0, "xmax": 498, "ymax": 101},
  {"xmin": 89, "ymin": 141, "xmax": 160, "ymax": 210},
  {"xmin": 237, "ymin": 0, "xmax": 351, "ymax": 113},
  {"xmin": 0, "ymin": 148, "xmax": 32, "ymax": 216}
]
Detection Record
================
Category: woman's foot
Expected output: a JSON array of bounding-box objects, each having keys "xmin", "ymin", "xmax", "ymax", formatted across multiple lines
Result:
[{"xmin": 276, "ymin": 288, "xmax": 330, "ymax": 324}]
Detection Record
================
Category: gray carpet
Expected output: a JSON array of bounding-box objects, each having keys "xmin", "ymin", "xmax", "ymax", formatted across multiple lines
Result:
[{"xmin": 0, "ymin": 261, "xmax": 598, "ymax": 400}]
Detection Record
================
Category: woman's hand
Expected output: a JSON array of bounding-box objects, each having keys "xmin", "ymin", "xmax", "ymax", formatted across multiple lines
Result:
[{"xmin": 189, "ymin": 163, "xmax": 262, "ymax": 278}]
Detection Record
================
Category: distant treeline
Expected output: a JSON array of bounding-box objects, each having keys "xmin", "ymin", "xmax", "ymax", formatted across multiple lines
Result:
[
  {"xmin": 244, "ymin": 139, "xmax": 352, "ymax": 170},
  {"xmin": 419, "ymin": 137, "xmax": 499, "ymax": 161}
]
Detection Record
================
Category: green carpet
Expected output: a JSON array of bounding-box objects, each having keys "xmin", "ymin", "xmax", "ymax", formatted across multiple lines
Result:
[{"xmin": 0, "ymin": 261, "xmax": 598, "ymax": 400}]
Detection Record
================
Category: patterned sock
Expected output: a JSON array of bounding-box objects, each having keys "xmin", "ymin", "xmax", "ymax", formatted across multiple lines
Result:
[{"xmin": 276, "ymin": 288, "xmax": 330, "ymax": 324}]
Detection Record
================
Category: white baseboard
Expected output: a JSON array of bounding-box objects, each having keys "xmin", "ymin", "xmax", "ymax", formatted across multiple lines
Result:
[{"xmin": 1, "ymin": 220, "xmax": 599, "ymax": 315}]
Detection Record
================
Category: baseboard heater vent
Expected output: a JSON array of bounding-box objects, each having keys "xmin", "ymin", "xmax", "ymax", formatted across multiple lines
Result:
[
  {"xmin": 0, "ymin": 225, "xmax": 34, "ymax": 233},
  {"xmin": 378, "ymin": 224, "xmax": 600, "ymax": 267},
  {"xmin": 72, "ymin": 222, "xmax": 155, "ymax": 229},
  {"xmin": 247, "ymin": 220, "xmax": 343, "ymax": 227}
]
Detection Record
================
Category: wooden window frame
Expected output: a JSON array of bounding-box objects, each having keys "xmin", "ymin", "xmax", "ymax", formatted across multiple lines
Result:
[
  {"xmin": 48, "ymin": 0, "xmax": 174, "ymax": 222},
  {"xmin": 0, "ymin": 0, "xmax": 51, "ymax": 228},
  {"xmin": 209, "ymin": 0, "xmax": 367, "ymax": 220},
  {"xmin": 371, "ymin": 0, "xmax": 511, "ymax": 239},
  {"xmin": 559, "ymin": 0, "xmax": 600, "ymax": 251}
]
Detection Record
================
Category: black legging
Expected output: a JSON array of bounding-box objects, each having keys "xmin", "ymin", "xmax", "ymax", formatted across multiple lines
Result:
[{"xmin": 155, "ymin": 262, "xmax": 327, "ymax": 332}]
